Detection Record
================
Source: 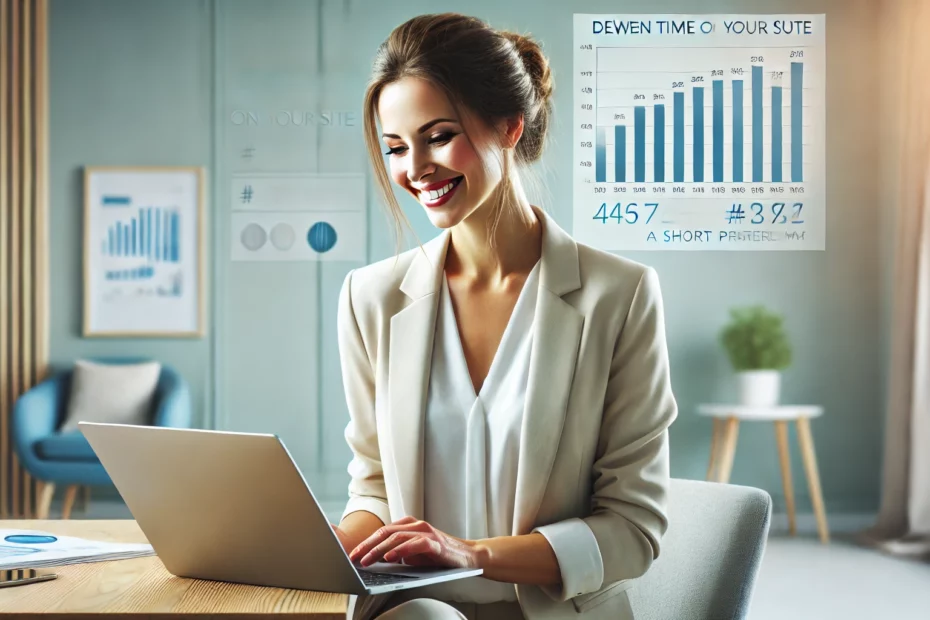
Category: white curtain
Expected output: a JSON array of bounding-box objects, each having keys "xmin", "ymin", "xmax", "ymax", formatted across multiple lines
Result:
[{"xmin": 858, "ymin": 0, "xmax": 930, "ymax": 558}]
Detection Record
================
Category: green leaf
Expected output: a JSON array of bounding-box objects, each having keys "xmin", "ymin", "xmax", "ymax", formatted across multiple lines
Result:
[{"xmin": 719, "ymin": 305, "xmax": 792, "ymax": 371}]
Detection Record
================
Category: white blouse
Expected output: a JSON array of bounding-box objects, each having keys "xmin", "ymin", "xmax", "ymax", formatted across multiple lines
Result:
[{"xmin": 419, "ymin": 263, "xmax": 540, "ymax": 604}]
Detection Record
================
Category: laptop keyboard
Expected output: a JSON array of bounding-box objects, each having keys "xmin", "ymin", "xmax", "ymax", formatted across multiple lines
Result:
[{"xmin": 357, "ymin": 569, "xmax": 419, "ymax": 587}]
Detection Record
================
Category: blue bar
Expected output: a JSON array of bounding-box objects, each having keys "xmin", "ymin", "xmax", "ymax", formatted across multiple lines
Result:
[
  {"xmin": 138, "ymin": 209, "xmax": 145, "ymax": 259},
  {"xmin": 123, "ymin": 226, "xmax": 129, "ymax": 256},
  {"xmin": 654, "ymin": 104, "xmax": 665, "ymax": 182},
  {"xmin": 163, "ymin": 211, "xmax": 170, "ymax": 261},
  {"xmin": 693, "ymin": 87, "xmax": 704, "ymax": 182},
  {"xmin": 673, "ymin": 92, "xmax": 684, "ymax": 182},
  {"xmin": 171, "ymin": 212, "xmax": 179, "ymax": 262},
  {"xmin": 733, "ymin": 80, "xmax": 744, "ymax": 182},
  {"xmin": 146, "ymin": 208, "xmax": 152, "ymax": 259},
  {"xmin": 713, "ymin": 80, "xmax": 724, "ymax": 182},
  {"xmin": 614, "ymin": 125, "xmax": 626, "ymax": 182},
  {"xmin": 155, "ymin": 209, "xmax": 161, "ymax": 261},
  {"xmin": 792, "ymin": 62, "xmax": 803, "ymax": 182},
  {"xmin": 772, "ymin": 86, "xmax": 783, "ymax": 182},
  {"xmin": 595, "ymin": 127, "xmax": 606, "ymax": 183},
  {"xmin": 102, "ymin": 196, "xmax": 131, "ymax": 206},
  {"xmin": 131, "ymin": 219, "xmax": 137, "ymax": 256},
  {"xmin": 116, "ymin": 223, "xmax": 123, "ymax": 256},
  {"xmin": 634, "ymin": 106, "xmax": 646, "ymax": 183},
  {"xmin": 108, "ymin": 228, "xmax": 114, "ymax": 255},
  {"xmin": 752, "ymin": 65, "xmax": 763, "ymax": 182}
]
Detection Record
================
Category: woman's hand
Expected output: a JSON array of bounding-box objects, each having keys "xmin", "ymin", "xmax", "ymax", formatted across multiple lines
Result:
[
  {"xmin": 348, "ymin": 516, "xmax": 486, "ymax": 569},
  {"xmin": 330, "ymin": 524, "xmax": 353, "ymax": 552}
]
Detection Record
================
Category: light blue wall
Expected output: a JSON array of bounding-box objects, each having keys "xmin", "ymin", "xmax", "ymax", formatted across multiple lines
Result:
[
  {"xmin": 49, "ymin": 0, "xmax": 214, "ymax": 427},
  {"xmin": 50, "ymin": 0, "xmax": 883, "ymax": 513}
]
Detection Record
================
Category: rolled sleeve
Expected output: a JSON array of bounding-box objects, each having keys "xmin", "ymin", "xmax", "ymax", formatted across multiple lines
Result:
[
  {"xmin": 582, "ymin": 267, "xmax": 677, "ymax": 584},
  {"xmin": 338, "ymin": 270, "xmax": 390, "ymax": 529},
  {"xmin": 533, "ymin": 517, "xmax": 605, "ymax": 601},
  {"xmin": 342, "ymin": 497, "xmax": 391, "ymax": 527}
]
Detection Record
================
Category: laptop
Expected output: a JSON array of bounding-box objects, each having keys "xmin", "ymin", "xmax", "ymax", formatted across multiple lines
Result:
[{"xmin": 79, "ymin": 422, "xmax": 482, "ymax": 595}]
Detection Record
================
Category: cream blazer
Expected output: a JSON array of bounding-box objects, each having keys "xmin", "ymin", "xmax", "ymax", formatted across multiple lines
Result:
[{"xmin": 337, "ymin": 208, "xmax": 678, "ymax": 620}]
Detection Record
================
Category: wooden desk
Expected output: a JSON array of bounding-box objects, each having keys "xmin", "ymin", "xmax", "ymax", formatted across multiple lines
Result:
[{"xmin": 0, "ymin": 520, "xmax": 348, "ymax": 618}]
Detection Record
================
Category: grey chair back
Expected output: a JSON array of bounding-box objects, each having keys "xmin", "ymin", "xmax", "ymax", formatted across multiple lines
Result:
[{"xmin": 628, "ymin": 478, "xmax": 772, "ymax": 620}]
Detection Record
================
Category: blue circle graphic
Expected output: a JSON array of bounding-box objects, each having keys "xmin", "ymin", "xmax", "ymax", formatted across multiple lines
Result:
[
  {"xmin": 308, "ymin": 222, "xmax": 337, "ymax": 253},
  {"xmin": 5, "ymin": 534, "xmax": 58, "ymax": 544}
]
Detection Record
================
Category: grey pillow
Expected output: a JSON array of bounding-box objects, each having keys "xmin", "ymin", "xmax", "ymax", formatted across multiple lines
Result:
[{"xmin": 60, "ymin": 360, "xmax": 162, "ymax": 432}]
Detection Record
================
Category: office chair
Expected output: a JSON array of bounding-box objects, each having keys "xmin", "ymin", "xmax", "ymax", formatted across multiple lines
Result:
[
  {"xmin": 11, "ymin": 357, "xmax": 192, "ymax": 519},
  {"xmin": 628, "ymin": 478, "xmax": 773, "ymax": 620}
]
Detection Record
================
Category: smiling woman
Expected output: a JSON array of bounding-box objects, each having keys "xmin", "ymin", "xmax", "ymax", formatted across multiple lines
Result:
[
  {"xmin": 363, "ymin": 14, "xmax": 552, "ymax": 250},
  {"xmin": 335, "ymin": 12, "xmax": 678, "ymax": 620}
]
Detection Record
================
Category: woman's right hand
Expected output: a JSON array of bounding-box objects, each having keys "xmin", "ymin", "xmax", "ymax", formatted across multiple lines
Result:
[
  {"xmin": 331, "ymin": 524, "xmax": 353, "ymax": 552},
  {"xmin": 331, "ymin": 511, "xmax": 385, "ymax": 556}
]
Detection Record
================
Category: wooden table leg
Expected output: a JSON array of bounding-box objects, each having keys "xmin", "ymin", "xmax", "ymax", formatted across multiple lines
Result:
[
  {"xmin": 796, "ymin": 417, "xmax": 830, "ymax": 544},
  {"xmin": 706, "ymin": 417, "xmax": 724, "ymax": 481},
  {"xmin": 774, "ymin": 420, "xmax": 797, "ymax": 536},
  {"xmin": 716, "ymin": 417, "xmax": 740, "ymax": 483},
  {"xmin": 61, "ymin": 485, "xmax": 78, "ymax": 520},
  {"xmin": 35, "ymin": 481, "xmax": 55, "ymax": 519}
]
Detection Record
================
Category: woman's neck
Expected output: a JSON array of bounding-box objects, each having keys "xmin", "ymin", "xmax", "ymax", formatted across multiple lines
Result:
[{"xmin": 445, "ymin": 184, "xmax": 542, "ymax": 285}]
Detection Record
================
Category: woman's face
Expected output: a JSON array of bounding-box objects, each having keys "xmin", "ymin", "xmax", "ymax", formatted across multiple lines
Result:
[{"xmin": 378, "ymin": 77, "xmax": 502, "ymax": 230}]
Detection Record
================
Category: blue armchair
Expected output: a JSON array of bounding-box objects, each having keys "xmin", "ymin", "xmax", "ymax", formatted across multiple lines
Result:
[{"xmin": 11, "ymin": 358, "xmax": 192, "ymax": 518}]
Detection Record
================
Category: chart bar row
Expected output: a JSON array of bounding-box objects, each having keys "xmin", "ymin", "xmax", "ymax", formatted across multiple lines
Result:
[
  {"xmin": 594, "ymin": 62, "xmax": 804, "ymax": 183},
  {"xmin": 105, "ymin": 208, "xmax": 180, "ymax": 262}
]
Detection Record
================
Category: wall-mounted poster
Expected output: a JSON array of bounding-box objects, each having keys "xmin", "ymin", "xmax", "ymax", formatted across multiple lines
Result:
[{"xmin": 83, "ymin": 166, "xmax": 206, "ymax": 337}]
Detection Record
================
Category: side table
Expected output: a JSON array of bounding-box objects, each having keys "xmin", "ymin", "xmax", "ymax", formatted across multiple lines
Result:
[{"xmin": 697, "ymin": 404, "xmax": 829, "ymax": 544}]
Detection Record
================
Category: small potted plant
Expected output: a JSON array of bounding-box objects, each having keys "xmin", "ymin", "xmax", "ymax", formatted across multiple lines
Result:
[{"xmin": 720, "ymin": 305, "xmax": 792, "ymax": 406}]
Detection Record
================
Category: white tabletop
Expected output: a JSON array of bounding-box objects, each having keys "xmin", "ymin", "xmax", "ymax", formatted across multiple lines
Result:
[{"xmin": 697, "ymin": 404, "xmax": 824, "ymax": 421}]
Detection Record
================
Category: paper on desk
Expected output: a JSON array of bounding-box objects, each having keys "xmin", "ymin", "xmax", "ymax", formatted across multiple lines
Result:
[{"xmin": 0, "ymin": 529, "xmax": 154, "ymax": 569}]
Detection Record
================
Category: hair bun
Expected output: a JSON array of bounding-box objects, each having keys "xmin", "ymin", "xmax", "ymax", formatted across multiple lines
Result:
[{"xmin": 500, "ymin": 31, "xmax": 553, "ymax": 105}]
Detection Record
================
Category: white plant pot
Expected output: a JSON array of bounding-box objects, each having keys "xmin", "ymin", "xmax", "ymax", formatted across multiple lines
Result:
[{"xmin": 737, "ymin": 370, "xmax": 781, "ymax": 406}]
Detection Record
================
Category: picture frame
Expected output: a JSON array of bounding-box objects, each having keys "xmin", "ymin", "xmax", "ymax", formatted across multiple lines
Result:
[{"xmin": 83, "ymin": 166, "xmax": 206, "ymax": 337}]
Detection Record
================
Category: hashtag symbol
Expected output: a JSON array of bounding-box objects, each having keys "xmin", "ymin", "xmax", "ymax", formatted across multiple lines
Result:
[
  {"xmin": 726, "ymin": 204, "xmax": 745, "ymax": 224},
  {"xmin": 240, "ymin": 185, "xmax": 253, "ymax": 203}
]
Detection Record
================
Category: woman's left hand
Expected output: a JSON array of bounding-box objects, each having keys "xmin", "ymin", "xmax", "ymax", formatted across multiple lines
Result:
[{"xmin": 349, "ymin": 516, "xmax": 484, "ymax": 569}]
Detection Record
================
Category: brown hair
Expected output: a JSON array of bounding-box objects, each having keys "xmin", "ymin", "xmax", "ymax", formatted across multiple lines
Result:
[{"xmin": 362, "ymin": 13, "xmax": 554, "ymax": 250}]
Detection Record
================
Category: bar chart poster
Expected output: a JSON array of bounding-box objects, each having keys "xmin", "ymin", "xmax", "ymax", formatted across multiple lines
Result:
[
  {"xmin": 573, "ymin": 14, "xmax": 825, "ymax": 250},
  {"xmin": 83, "ymin": 167, "xmax": 205, "ymax": 336}
]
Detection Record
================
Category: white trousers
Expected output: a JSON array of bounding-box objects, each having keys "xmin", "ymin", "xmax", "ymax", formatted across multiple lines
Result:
[
  {"xmin": 375, "ymin": 598, "xmax": 467, "ymax": 619},
  {"xmin": 348, "ymin": 594, "xmax": 523, "ymax": 620}
]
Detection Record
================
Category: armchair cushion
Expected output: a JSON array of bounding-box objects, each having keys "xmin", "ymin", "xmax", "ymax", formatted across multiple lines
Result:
[
  {"xmin": 35, "ymin": 430, "xmax": 99, "ymax": 462},
  {"xmin": 59, "ymin": 360, "xmax": 161, "ymax": 432}
]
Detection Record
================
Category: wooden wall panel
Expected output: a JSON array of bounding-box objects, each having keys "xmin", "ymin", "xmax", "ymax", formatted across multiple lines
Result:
[{"xmin": 1, "ymin": 0, "xmax": 49, "ymax": 518}]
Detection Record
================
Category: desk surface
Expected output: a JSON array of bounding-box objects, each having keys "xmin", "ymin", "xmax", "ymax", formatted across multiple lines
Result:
[{"xmin": 0, "ymin": 520, "xmax": 348, "ymax": 618}]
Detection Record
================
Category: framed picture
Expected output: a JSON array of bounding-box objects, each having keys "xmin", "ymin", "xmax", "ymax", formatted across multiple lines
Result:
[{"xmin": 83, "ymin": 166, "xmax": 206, "ymax": 337}]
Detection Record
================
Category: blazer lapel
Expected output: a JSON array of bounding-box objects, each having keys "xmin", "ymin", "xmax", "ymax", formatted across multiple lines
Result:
[
  {"xmin": 388, "ymin": 232, "xmax": 450, "ymax": 519},
  {"xmin": 513, "ymin": 210, "xmax": 584, "ymax": 534}
]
